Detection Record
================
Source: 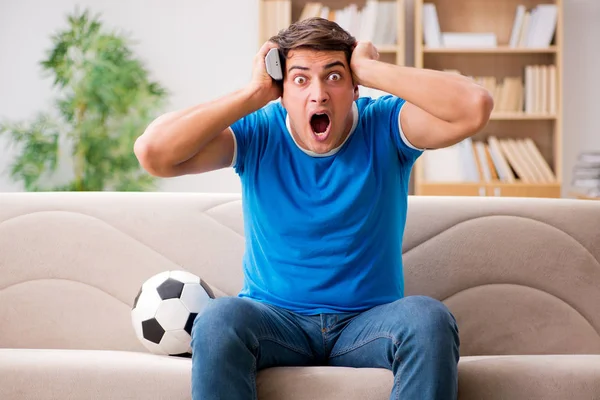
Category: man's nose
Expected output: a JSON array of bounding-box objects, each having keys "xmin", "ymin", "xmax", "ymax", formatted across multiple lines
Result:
[{"xmin": 310, "ymin": 81, "xmax": 329, "ymax": 104}]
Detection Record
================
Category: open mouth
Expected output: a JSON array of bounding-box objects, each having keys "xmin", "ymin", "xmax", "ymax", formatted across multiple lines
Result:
[{"xmin": 310, "ymin": 112, "xmax": 331, "ymax": 141}]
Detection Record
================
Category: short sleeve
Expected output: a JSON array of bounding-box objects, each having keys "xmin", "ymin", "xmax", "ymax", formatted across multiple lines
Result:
[
  {"xmin": 229, "ymin": 108, "xmax": 266, "ymax": 176},
  {"xmin": 371, "ymin": 95, "xmax": 424, "ymax": 163}
]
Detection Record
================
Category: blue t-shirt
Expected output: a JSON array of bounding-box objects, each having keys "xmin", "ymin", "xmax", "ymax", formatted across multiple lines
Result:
[{"xmin": 229, "ymin": 95, "xmax": 423, "ymax": 315}]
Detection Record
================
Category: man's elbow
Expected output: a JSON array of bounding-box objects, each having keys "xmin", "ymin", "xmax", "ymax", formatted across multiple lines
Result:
[
  {"xmin": 467, "ymin": 88, "xmax": 494, "ymax": 134},
  {"xmin": 134, "ymin": 135, "xmax": 174, "ymax": 178}
]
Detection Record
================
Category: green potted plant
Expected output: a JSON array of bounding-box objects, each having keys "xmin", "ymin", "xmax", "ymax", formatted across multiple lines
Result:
[{"xmin": 0, "ymin": 8, "xmax": 168, "ymax": 191}]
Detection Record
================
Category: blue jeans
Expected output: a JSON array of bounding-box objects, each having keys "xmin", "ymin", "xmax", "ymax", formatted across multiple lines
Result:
[{"xmin": 190, "ymin": 295, "xmax": 460, "ymax": 400}]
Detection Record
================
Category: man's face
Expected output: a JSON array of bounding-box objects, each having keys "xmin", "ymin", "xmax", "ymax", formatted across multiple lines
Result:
[{"xmin": 281, "ymin": 49, "xmax": 358, "ymax": 155}]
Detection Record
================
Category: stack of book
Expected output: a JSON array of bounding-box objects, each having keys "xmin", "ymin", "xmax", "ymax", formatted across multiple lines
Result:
[
  {"xmin": 423, "ymin": 3, "xmax": 558, "ymax": 48},
  {"xmin": 571, "ymin": 152, "xmax": 600, "ymax": 198},
  {"xmin": 422, "ymin": 136, "xmax": 556, "ymax": 184},
  {"xmin": 508, "ymin": 4, "xmax": 558, "ymax": 48},
  {"xmin": 446, "ymin": 67, "xmax": 557, "ymax": 115},
  {"xmin": 297, "ymin": 1, "xmax": 397, "ymax": 45},
  {"xmin": 423, "ymin": 3, "xmax": 496, "ymax": 48}
]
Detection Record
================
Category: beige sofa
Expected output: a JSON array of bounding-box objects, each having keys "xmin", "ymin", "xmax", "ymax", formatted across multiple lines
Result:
[{"xmin": 1, "ymin": 192, "xmax": 600, "ymax": 400}]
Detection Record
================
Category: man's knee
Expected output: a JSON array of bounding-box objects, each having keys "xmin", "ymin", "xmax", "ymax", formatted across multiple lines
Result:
[
  {"xmin": 397, "ymin": 295, "xmax": 458, "ymax": 340},
  {"xmin": 191, "ymin": 297, "xmax": 261, "ymax": 350}
]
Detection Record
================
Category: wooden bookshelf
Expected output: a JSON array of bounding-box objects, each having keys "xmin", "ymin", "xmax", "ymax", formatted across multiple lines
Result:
[
  {"xmin": 258, "ymin": 0, "xmax": 406, "ymax": 66},
  {"xmin": 414, "ymin": 0, "xmax": 563, "ymax": 198},
  {"xmin": 423, "ymin": 45, "xmax": 558, "ymax": 54}
]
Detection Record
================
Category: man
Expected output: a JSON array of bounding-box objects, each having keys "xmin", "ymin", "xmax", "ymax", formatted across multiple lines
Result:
[{"xmin": 134, "ymin": 17, "xmax": 493, "ymax": 400}]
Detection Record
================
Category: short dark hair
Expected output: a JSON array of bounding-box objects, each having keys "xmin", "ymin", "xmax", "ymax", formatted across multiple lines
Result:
[{"xmin": 269, "ymin": 17, "xmax": 356, "ymax": 71}]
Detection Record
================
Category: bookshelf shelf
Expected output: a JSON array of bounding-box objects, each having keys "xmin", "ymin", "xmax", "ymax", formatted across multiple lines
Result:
[
  {"xmin": 423, "ymin": 45, "xmax": 557, "ymax": 54},
  {"xmin": 419, "ymin": 182, "xmax": 561, "ymax": 198},
  {"xmin": 414, "ymin": 0, "xmax": 563, "ymax": 199},
  {"xmin": 490, "ymin": 112, "xmax": 557, "ymax": 120}
]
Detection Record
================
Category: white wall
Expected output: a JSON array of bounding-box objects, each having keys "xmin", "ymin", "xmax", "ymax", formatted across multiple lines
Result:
[
  {"xmin": 1, "ymin": 0, "xmax": 599, "ymax": 194},
  {"xmin": 562, "ymin": 0, "xmax": 600, "ymax": 196},
  {"xmin": 0, "ymin": 0, "xmax": 258, "ymax": 192}
]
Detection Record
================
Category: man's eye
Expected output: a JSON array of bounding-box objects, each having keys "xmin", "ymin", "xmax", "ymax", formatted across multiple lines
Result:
[
  {"xmin": 329, "ymin": 73, "xmax": 341, "ymax": 81},
  {"xmin": 294, "ymin": 76, "xmax": 306, "ymax": 84}
]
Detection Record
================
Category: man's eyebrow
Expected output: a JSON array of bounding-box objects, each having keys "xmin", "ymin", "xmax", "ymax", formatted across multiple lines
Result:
[
  {"xmin": 287, "ymin": 61, "xmax": 346, "ymax": 73},
  {"xmin": 288, "ymin": 65, "xmax": 309, "ymax": 72},
  {"xmin": 324, "ymin": 61, "xmax": 346, "ymax": 70}
]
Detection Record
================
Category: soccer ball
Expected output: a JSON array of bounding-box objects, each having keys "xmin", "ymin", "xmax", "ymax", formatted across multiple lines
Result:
[{"xmin": 131, "ymin": 270, "xmax": 214, "ymax": 357}]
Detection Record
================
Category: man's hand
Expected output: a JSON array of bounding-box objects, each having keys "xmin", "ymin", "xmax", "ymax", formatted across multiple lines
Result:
[
  {"xmin": 348, "ymin": 42, "xmax": 493, "ymax": 149},
  {"xmin": 350, "ymin": 41, "xmax": 380, "ymax": 86},
  {"xmin": 250, "ymin": 41, "xmax": 283, "ymax": 105}
]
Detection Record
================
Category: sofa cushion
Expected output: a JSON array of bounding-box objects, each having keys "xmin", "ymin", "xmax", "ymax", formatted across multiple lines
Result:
[
  {"xmin": 257, "ymin": 366, "xmax": 393, "ymax": 400},
  {"xmin": 2, "ymin": 349, "xmax": 600, "ymax": 400},
  {"xmin": 0, "ymin": 349, "xmax": 191, "ymax": 400},
  {"xmin": 2, "ymin": 193, "xmax": 600, "ymax": 358},
  {"xmin": 259, "ymin": 355, "xmax": 600, "ymax": 400},
  {"xmin": 457, "ymin": 354, "xmax": 600, "ymax": 399}
]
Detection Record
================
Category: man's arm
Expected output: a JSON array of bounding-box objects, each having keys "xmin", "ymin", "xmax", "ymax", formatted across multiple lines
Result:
[
  {"xmin": 134, "ymin": 41, "xmax": 281, "ymax": 177},
  {"xmin": 351, "ymin": 42, "xmax": 494, "ymax": 150}
]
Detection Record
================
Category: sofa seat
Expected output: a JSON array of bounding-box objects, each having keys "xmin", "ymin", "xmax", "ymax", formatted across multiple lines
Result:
[
  {"xmin": 457, "ymin": 354, "xmax": 600, "ymax": 399},
  {"xmin": 0, "ymin": 349, "xmax": 191, "ymax": 400},
  {"xmin": 2, "ymin": 349, "xmax": 600, "ymax": 400}
]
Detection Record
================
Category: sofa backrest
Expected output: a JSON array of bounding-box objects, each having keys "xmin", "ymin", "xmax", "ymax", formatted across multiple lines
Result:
[{"xmin": 1, "ymin": 192, "xmax": 599, "ymax": 357}]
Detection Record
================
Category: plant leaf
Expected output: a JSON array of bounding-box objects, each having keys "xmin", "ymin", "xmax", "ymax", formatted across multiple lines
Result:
[{"xmin": 4, "ymin": 6, "xmax": 168, "ymax": 192}]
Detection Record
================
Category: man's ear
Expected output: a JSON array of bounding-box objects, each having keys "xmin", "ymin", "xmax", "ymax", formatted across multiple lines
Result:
[{"xmin": 353, "ymin": 85, "xmax": 359, "ymax": 101}]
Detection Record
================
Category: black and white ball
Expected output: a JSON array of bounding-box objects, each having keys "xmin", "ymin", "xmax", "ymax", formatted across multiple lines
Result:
[{"xmin": 131, "ymin": 270, "xmax": 214, "ymax": 357}]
